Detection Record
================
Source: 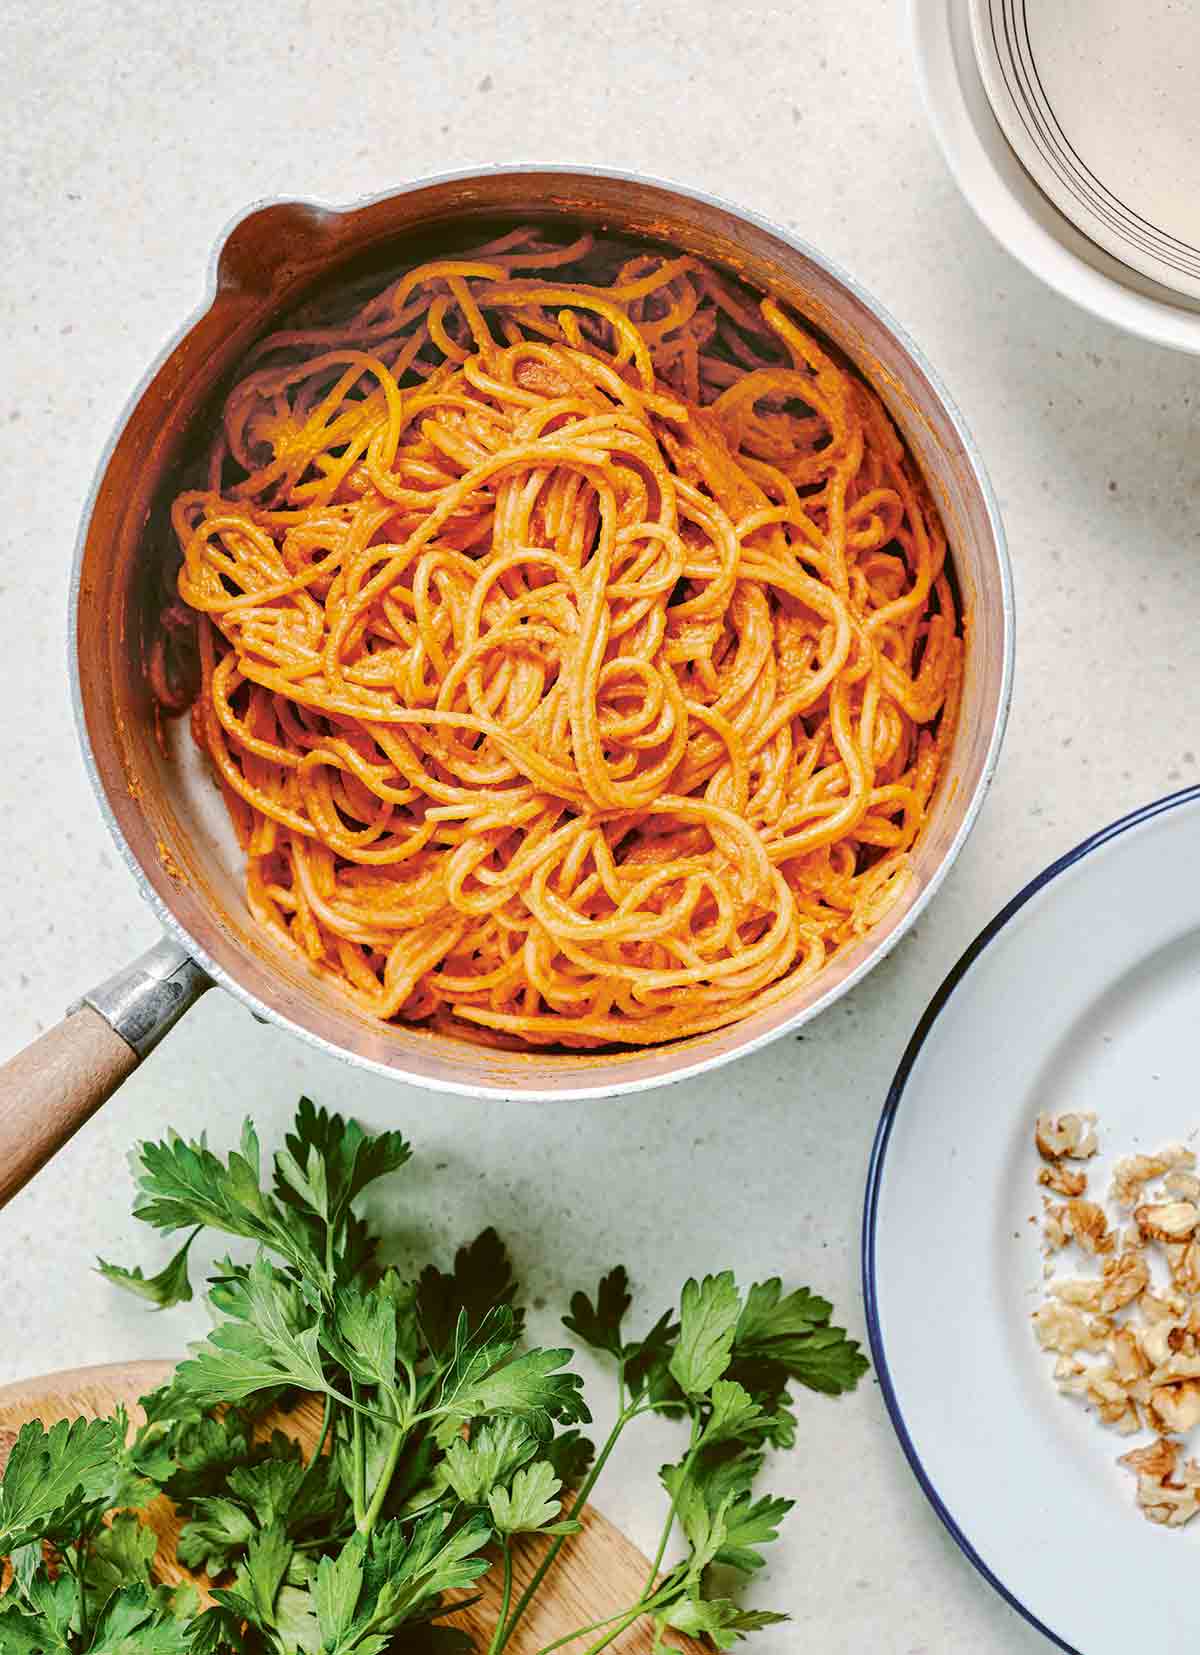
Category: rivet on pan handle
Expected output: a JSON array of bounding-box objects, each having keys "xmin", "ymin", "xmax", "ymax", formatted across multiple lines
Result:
[{"xmin": 0, "ymin": 937, "xmax": 211, "ymax": 1209}]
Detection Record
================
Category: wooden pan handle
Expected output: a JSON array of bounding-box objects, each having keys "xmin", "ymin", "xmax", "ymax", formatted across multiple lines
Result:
[
  {"xmin": 0, "ymin": 1007, "xmax": 139, "ymax": 1206},
  {"xmin": 0, "ymin": 937, "xmax": 210, "ymax": 1210}
]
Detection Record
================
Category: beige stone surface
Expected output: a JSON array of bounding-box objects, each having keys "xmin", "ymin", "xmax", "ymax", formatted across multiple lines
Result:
[{"xmin": 3, "ymin": 3, "xmax": 1200, "ymax": 1650}]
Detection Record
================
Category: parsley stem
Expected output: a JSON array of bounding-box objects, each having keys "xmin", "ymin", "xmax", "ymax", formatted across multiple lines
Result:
[
  {"xmin": 531, "ymin": 1605, "xmax": 633, "ymax": 1654},
  {"xmin": 497, "ymin": 1402, "xmax": 641, "ymax": 1652},
  {"xmin": 350, "ymin": 1377, "xmax": 367, "ymax": 1529},
  {"xmin": 533, "ymin": 1572, "xmax": 681, "ymax": 1654},
  {"xmin": 323, "ymin": 1384, "xmax": 404, "ymax": 1430},
  {"xmin": 303, "ymin": 1392, "xmax": 335, "ymax": 1476},
  {"xmin": 577, "ymin": 1604, "xmax": 645, "ymax": 1655},
  {"xmin": 642, "ymin": 1418, "xmax": 701, "ymax": 1593},
  {"xmin": 487, "ymin": 1542, "xmax": 514, "ymax": 1655},
  {"xmin": 359, "ymin": 1396, "xmax": 407, "ymax": 1536},
  {"xmin": 73, "ymin": 1535, "xmax": 89, "ymax": 1650}
]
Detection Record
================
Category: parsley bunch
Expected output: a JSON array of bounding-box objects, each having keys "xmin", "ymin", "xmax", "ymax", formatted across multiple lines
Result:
[{"xmin": 0, "ymin": 1099, "xmax": 867, "ymax": 1653}]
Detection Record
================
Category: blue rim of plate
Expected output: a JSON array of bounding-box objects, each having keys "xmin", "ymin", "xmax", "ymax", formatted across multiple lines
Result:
[{"xmin": 862, "ymin": 782, "xmax": 1200, "ymax": 1655}]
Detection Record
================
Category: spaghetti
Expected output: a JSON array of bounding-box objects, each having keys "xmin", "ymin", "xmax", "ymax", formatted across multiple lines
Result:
[{"xmin": 156, "ymin": 228, "xmax": 962, "ymax": 1049}]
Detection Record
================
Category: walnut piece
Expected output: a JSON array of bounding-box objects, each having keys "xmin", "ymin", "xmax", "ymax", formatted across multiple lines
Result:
[
  {"xmin": 1036, "ymin": 1112, "xmax": 1099, "ymax": 1162},
  {"xmin": 1134, "ymin": 1475, "xmax": 1200, "ymax": 1527},
  {"xmin": 1032, "ymin": 1301, "xmax": 1110, "ymax": 1355},
  {"xmin": 1050, "ymin": 1277, "xmax": 1105, "ymax": 1312},
  {"xmin": 1141, "ymin": 1289, "xmax": 1189, "ymax": 1324},
  {"xmin": 1150, "ymin": 1381, "xmax": 1200, "ymax": 1434},
  {"xmin": 1148, "ymin": 1351, "xmax": 1200, "ymax": 1386},
  {"xmin": 1135, "ymin": 1200, "xmax": 1200, "ymax": 1241},
  {"xmin": 1098, "ymin": 1250, "xmax": 1150, "ymax": 1313},
  {"xmin": 1166, "ymin": 1171, "xmax": 1200, "ymax": 1202},
  {"xmin": 1041, "ymin": 1198, "xmax": 1069, "ymax": 1253},
  {"xmin": 1119, "ymin": 1436, "xmax": 1179, "ymax": 1480},
  {"xmin": 1088, "ymin": 1371, "xmax": 1140, "ymax": 1433},
  {"xmin": 1038, "ymin": 1163, "xmax": 1087, "ymax": 1198},
  {"xmin": 1166, "ymin": 1240, "xmax": 1200, "ymax": 1295},
  {"xmin": 1120, "ymin": 1437, "xmax": 1200, "ymax": 1527},
  {"xmin": 1066, "ymin": 1199, "xmax": 1115, "ymax": 1256},
  {"xmin": 1111, "ymin": 1327, "xmax": 1149, "ymax": 1385},
  {"xmin": 1141, "ymin": 1316, "xmax": 1188, "ymax": 1368},
  {"xmin": 1111, "ymin": 1146, "xmax": 1196, "ymax": 1208}
]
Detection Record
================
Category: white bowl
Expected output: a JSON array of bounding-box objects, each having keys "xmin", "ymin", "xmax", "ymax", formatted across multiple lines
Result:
[{"xmin": 911, "ymin": 0, "xmax": 1200, "ymax": 354}]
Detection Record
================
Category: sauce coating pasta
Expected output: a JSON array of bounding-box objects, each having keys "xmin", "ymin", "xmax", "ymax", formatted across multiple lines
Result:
[{"xmin": 155, "ymin": 228, "xmax": 962, "ymax": 1049}]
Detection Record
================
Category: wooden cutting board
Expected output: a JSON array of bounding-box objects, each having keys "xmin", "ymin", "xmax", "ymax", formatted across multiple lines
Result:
[{"xmin": 0, "ymin": 1362, "xmax": 704, "ymax": 1654}]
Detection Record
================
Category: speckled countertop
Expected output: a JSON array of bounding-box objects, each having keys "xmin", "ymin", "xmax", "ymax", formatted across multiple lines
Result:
[{"xmin": 3, "ymin": 2, "xmax": 1200, "ymax": 1649}]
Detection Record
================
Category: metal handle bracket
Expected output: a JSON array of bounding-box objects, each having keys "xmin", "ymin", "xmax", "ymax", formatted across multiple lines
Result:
[{"xmin": 73, "ymin": 936, "xmax": 212, "ymax": 1059}]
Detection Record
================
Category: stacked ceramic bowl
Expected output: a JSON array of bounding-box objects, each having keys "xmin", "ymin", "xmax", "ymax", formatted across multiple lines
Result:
[{"xmin": 914, "ymin": 0, "xmax": 1200, "ymax": 351}]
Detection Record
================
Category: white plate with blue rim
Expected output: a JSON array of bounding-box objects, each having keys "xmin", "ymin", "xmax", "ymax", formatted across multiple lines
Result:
[{"xmin": 864, "ymin": 786, "xmax": 1200, "ymax": 1653}]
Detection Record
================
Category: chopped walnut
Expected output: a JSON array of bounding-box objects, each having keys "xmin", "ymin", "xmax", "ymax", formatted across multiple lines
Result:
[
  {"xmin": 1050, "ymin": 1277, "xmax": 1105, "ymax": 1311},
  {"xmin": 1066, "ymin": 1199, "xmax": 1115, "ymax": 1256},
  {"xmin": 1135, "ymin": 1200, "xmax": 1200, "ymax": 1241},
  {"xmin": 1036, "ymin": 1112, "xmax": 1099, "ymax": 1162},
  {"xmin": 1098, "ymin": 1249, "xmax": 1150, "ymax": 1313},
  {"xmin": 1141, "ymin": 1316, "xmax": 1188, "ymax": 1368},
  {"xmin": 1166, "ymin": 1240, "xmax": 1200, "ymax": 1294},
  {"xmin": 1148, "ymin": 1350, "xmax": 1200, "ymax": 1386},
  {"xmin": 1141, "ymin": 1289, "xmax": 1189, "ymax": 1323},
  {"xmin": 1111, "ymin": 1146, "xmax": 1196, "ymax": 1207},
  {"xmin": 1088, "ymin": 1371, "xmax": 1141, "ymax": 1432},
  {"xmin": 1051, "ymin": 1348, "xmax": 1145, "ymax": 1433},
  {"xmin": 1038, "ymin": 1162, "xmax": 1087, "ymax": 1197},
  {"xmin": 1055, "ymin": 1357, "xmax": 1092, "ymax": 1402},
  {"xmin": 1122, "ymin": 1439, "xmax": 1177, "ymax": 1485},
  {"xmin": 1033, "ymin": 1301, "xmax": 1111, "ymax": 1355},
  {"xmin": 1150, "ymin": 1381, "xmax": 1200, "ymax": 1434},
  {"xmin": 1033, "ymin": 1113, "xmax": 1200, "ymax": 1529},
  {"xmin": 1166, "ymin": 1171, "xmax": 1200, "ymax": 1202},
  {"xmin": 1120, "ymin": 1436, "xmax": 1179, "ymax": 1479},
  {"xmin": 1122, "ymin": 1439, "xmax": 1200, "ymax": 1527},
  {"xmin": 1041, "ymin": 1198, "xmax": 1069, "ymax": 1253},
  {"xmin": 1112, "ymin": 1327, "xmax": 1150, "ymax": 1385},
  {"xmin": 1134, "ymin": 1474, "xmax": 1200, "ymax": 1527}
]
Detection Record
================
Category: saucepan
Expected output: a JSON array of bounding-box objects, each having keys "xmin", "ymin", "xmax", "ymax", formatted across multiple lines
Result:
[{"xmin": 0, "ymin": 167, "xmax": 1013, "ymax": 1207}]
